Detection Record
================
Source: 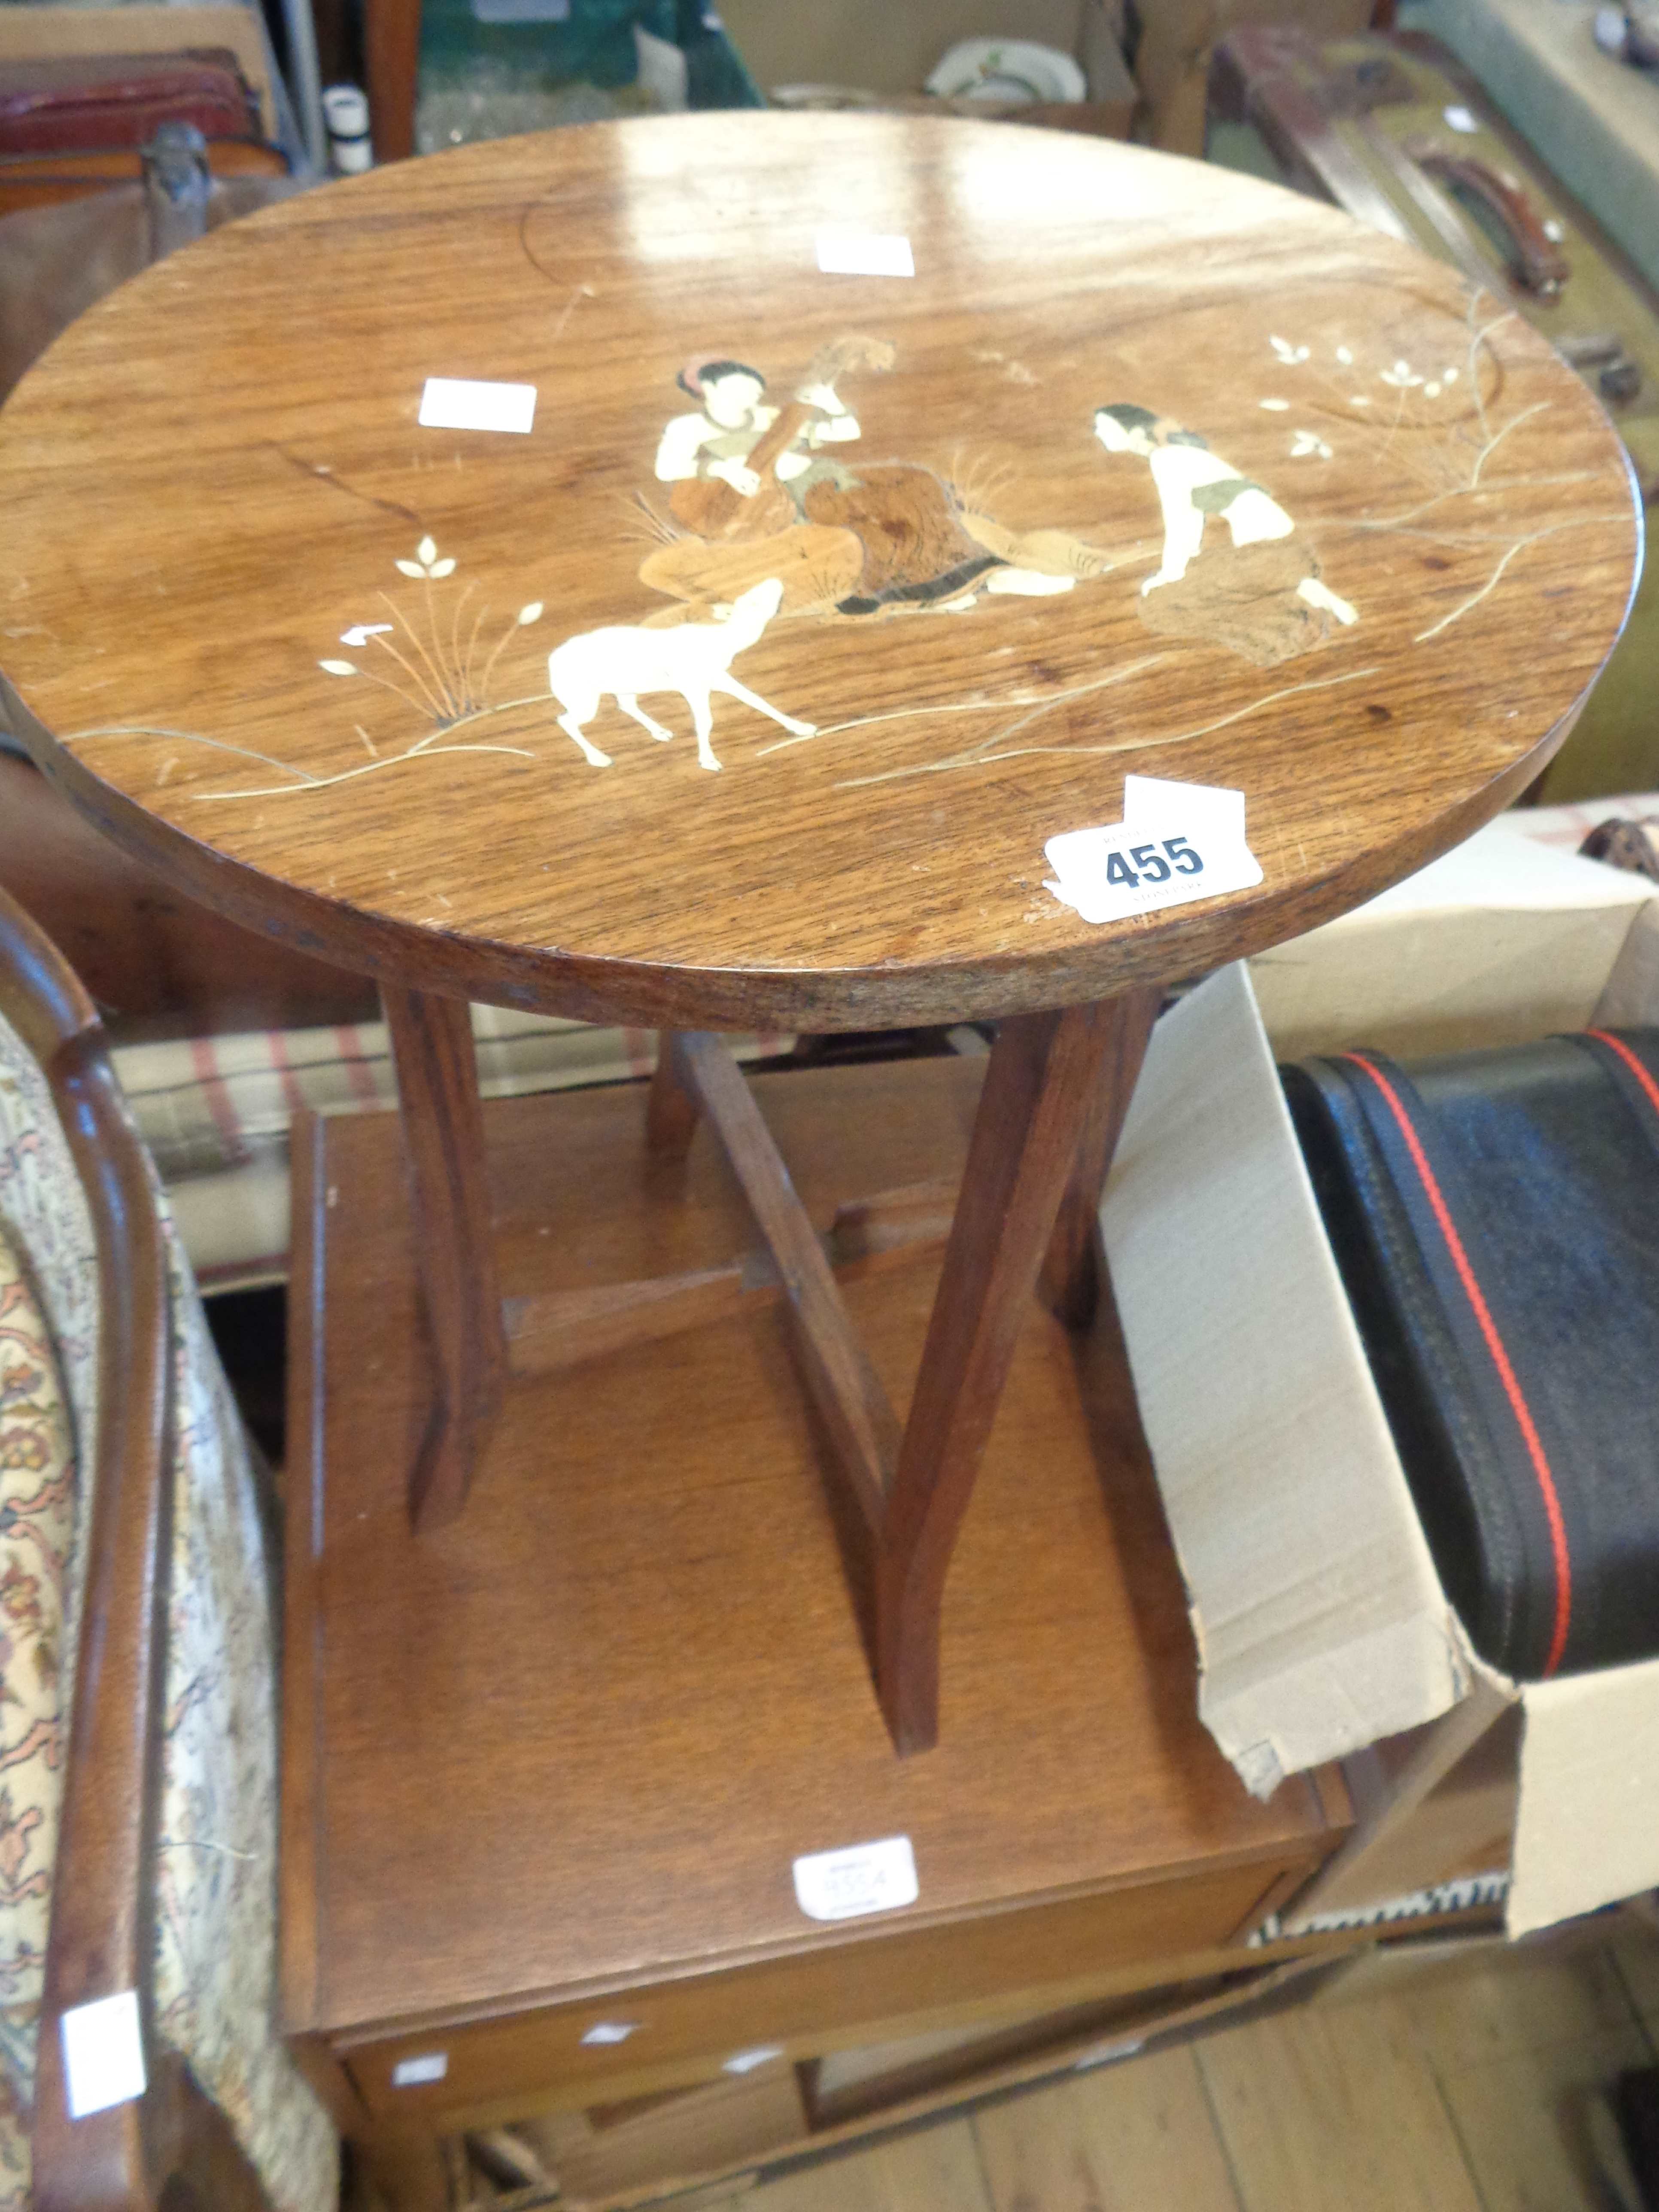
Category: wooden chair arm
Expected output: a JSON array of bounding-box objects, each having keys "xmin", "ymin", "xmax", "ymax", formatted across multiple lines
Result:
[{"xmin": 0, "ymin": 889, "xmax": 171, "ymax": 2211}]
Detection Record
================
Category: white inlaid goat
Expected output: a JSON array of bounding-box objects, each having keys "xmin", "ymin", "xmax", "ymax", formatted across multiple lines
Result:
[{"xmin": 546, "ymin": 577, "xmax": 812, "ymax": 772}]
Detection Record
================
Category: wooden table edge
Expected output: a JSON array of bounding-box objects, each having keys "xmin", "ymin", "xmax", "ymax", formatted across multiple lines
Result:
[{"xmin": 1, "ymin": 672, "xmax": 1595, "ymax": 1031}]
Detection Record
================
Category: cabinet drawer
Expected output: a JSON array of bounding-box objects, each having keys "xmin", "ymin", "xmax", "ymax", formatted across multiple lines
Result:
[{"xmin": 340, "ymin": 1852, "xmax": 1300, "ymax": 2123}]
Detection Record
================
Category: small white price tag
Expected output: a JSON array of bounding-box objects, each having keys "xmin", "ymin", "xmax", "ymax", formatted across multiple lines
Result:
[
  {"xmin": 1074, "ymin": 2036, "xmax": 1145, "ymax": 2073},
  {"xmin": 391, "ymin": 2051, "xmax": 448, "ymax": 2087},
  {"xmin": 723, "ymin": 2044, "xmax": 786, "ymax": 2075},
  {"xmin": 792, "ymin": 1835, "xmax": 918, "ymax": 1922},
  {"xmin": 61, "ymin": 1991, "xmax": 146, "ymax": 2121},
  {"xmin": 815, "ymin": 229, "xmax": 915, "ymax": 278},
  {"xmin": 1043, "ymin": 776, "xmax": 1262, "ymax": 926},
  {"xmin": 417, "ymin": 377, "xmax": 538, "ymax": 434}
]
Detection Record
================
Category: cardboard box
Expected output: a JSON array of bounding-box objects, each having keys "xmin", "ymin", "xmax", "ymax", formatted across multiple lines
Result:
[
  {"xmin": 1281, "ymin": 1702, "xmax": 1521, "ymax": 1923},
  {"xmin": 717, "ymin": 0, "xmax": 1085, "ymax": 100},
  {"xmin": 1249, "ymin": 813, "xmax": 1658, "ymax": 1061},
  {"xmin": 720, "ymin": 0, "xmax": 1138, "ymax": 140},
  {"xmin": 1101, "ymin": 817, "xmax": 1659, "ymax": 1937}
]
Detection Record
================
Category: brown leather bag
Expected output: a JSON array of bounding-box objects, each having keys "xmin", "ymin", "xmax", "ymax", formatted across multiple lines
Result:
[
  {"xmin": 0, "ymin": 48, "xmax": 263, "ymax": 151},
  {"xmin": 0, "ymin": 120, "xmax": 298, "ymax": 400}
]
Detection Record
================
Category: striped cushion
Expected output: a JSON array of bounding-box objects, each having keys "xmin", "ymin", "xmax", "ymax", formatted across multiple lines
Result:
[{"xmin": 112, "ymin": 1010, "xmax": 792, "ymax": 1291}]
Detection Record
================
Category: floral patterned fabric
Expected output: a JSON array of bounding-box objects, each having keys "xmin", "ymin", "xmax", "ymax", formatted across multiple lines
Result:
[
  {"xmin": 0, "ymin": 1008, "xmax": 336, "ymax": 2211},
  {"xmin": 0, "ymin": 1223, "xmax": 73, "ymax": 2212},
  {"xmin": 0, "ymin": 1012, "xmax": 96, "ymax": 2212},
  {"xmin": 0, "ymin": 1016, "xmax": 98, "ymax": 1696},
  {"xmin": 150, "ymin": 1221, "xmax": 336, "ymax": 2212}
]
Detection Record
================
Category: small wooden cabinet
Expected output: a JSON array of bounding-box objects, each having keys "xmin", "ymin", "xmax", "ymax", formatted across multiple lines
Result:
[{"xmin": 280, "ymin": 1058, "xmax": 1352, "ymax": 2204}]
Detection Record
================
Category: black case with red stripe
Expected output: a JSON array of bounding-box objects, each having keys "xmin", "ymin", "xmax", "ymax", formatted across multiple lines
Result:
[{"xmin": 1282, "ymin": 1030, "xmax": 1659, "ymax": 1681}]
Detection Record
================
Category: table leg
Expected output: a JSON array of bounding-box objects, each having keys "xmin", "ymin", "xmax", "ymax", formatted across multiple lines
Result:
[
  {"xmin": 1037, "ymin": 985, "xmax": 1161, "ymax": 1328},
  {"xmin": 382, "ymin": 985, "xmax": 506, "ymax": 1531},
  {"xmin": 875, "ymin": 991, "xmax": 1156, "ymax": 1753},
  {"xmin": 362, "ymin": 0, "xmax": 420, "ymax": 162},
  {"xmin": 646, "ymin": 1030, "xmax": 700, "ymax": 1157},
  {"xmin": 668, "ymin": 1028, "xmax": 899, "ymax": 1532}
]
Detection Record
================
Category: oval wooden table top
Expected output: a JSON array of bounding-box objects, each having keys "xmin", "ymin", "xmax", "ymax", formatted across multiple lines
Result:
[{"xmin": 0, "ymin": 114, "xmax": 1640, "ymax": 1029}]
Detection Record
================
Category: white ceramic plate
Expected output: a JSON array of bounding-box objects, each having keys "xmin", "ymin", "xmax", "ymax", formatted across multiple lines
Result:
[{"xmin": 924, "ymin": 36, "xmax": 1088, "ymax": 105}]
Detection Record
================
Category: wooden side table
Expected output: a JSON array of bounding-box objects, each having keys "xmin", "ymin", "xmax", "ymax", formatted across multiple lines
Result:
[
  {"xmin": 0, "ymin": 112, "xmax": 1635, "ymax": 2208},
  {"xmin": 0, "ymin": 115, "xmax": 1636, "ymax": 1764}
]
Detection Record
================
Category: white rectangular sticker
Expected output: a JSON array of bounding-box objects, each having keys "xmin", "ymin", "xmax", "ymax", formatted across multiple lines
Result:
[
  {"xmin": 1044, "ymin": 776, "xmax": 1261, "ymax": 927},
  {"xmin": 793, "ymin": 1835, "xmax": 918, "ymax": 1922},
  {"xmin": 391, "ymin": 2051, "xmax": 448, "ymax": 2087},
  {"xmin": 723, "ymin": 2044, "xmax": 786, "ymax": 2075},
  {"xmin": 1074, "ymin": 2036, "xmax": 1145, "ymax": 2073},
  {"xmin": 61, "ymin": 1991, "xmax": 146, "ymax": 2121},
  {"xmin": 417, "ymin": 377, "xmax": 538, "ymax": 434},
  {"xmin": 815, "ymin": 229, "xmax": 915, "ymax": 278}
]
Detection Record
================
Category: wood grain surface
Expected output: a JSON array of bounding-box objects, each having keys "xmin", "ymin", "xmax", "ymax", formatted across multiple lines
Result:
[
  {"xmin": 658, "ymin": 1001, "xmax": 1157, "ymax": 1756},
  {"xmin": 875, "ymin": 995, "xmax": 1153, "ymax": 1753},
  {"xmin": 0, "ymin": 115, "xmax": 1638, "ymax": 1029},
  {"xmin": 668, "ymin": 1027, "xmax": 900, "ymax": 1533},
  {"xmin": 0, "ymin": 753, "xmax": 377, "ymax": 1034},
  {"xmin": 1037, "ymin": 983, "xmax": 1162, "ymax": 1328},
  {"xmin": 382, "ymin": 983, "xmax": 507, "ymax": 1529},
  {"xmin": 973, "ymin": 2044, "xmax": 1242, "ymax": 2212},
  {"xmin": 719, "ymin": 1929, "xmax": 1659, "ymax": 2212},
  {"xmin": 282, "ymin": 1057, "xmax": 1344, "ymax": 2051}
]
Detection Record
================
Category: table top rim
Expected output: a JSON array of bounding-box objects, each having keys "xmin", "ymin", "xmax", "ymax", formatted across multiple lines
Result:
[{"xmin": 0, "ymin": 112, "xmax": 1641, "ymax": 1027}]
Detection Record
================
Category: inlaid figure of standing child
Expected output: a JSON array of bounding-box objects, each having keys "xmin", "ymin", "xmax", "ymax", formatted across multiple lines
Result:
[{"xmin": 1093, "ymin": 404, "xmax": 1357, "ymax": 665}]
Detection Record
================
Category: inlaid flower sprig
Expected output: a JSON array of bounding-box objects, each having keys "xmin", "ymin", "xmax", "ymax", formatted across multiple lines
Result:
[
  {"xmin": 1257, "ymin": 335, "xmax": 1470, "ymax": 466},
  {"xmin": 320, "ymin": 538, "xmax": 542, "ymax": 728}
]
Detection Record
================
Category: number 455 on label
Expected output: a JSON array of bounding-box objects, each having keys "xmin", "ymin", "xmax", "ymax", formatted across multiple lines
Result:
[{"xmin": 1043, "ymin": 777, "xmax": 1262, "ymax": 926}]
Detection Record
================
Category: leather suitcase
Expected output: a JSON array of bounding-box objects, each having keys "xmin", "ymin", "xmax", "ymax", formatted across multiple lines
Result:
[
  {"xmin": 0, "ymin": 137, "xmax": 289, "ymax": 217},
  {"xmin": 0, "ymin": 124, "xmax": 298, "ymax": 400},
  {"xmin": 0, "ymin": 49, "xmax": 284, "ymax": 216},
  {"xmin": 1282, "ymin": 1031, "xmax": 1659, "ymax": 1681},
  {"xmin": 1208, "ymin": 26, "xmax": 1659, "ymax": 802},
  {"xmin": 0, "ymin": 49, "xmax": 261, "ymax": 150}
]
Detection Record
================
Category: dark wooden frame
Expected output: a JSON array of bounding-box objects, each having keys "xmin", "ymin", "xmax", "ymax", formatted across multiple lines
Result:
[
  {"xmin": 0, "ymin": 887, "xmax": 276, "ymax": 2212},
  {"xmin": 0, "ymin": 754, "xmax": 377, "ymax": 1038},
  {"xmin": 647, "ymin": 994, "xmax": 1161, "ymax": 1752},
  {"xmin": 363, "ymin": 0, "xmax": 420, "ymax": 163},
  {"xmin": 377, "ymin": 984, "xmax": 1161, "ymax": 1755}
]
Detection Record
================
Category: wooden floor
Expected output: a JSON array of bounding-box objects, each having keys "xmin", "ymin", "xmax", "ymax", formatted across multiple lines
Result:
[{"xmin": 722, "ymin": 1922, "xmax": 1659, "ymax": 2212}]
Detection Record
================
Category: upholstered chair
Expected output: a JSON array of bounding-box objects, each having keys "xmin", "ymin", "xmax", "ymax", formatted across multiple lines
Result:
[{"xmin": 0, "ymin": 885, "xmax": 337, "ymax": 2212}]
